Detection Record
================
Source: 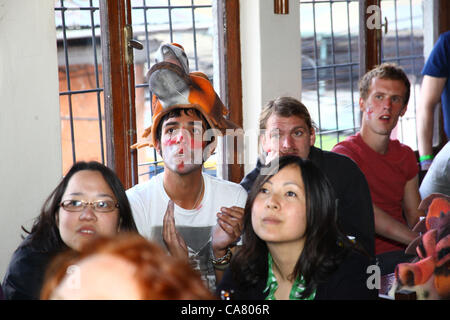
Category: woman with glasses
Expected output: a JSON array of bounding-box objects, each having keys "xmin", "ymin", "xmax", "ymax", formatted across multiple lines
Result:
[
  {"xmin": 217, "ymin": 156, "xmax": 378, "ymax": 300},
  {"xmin": 1, "ymin": 161, "xmax": 138, "ymax": 300}
]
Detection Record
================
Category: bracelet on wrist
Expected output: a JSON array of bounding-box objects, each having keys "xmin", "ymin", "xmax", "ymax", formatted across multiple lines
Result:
[
  {"xmin": 212, "ymin": 262, "xmax": 230, "ymax": 270},
  {"xmin": 210, "ymin": 247, "xmax": 232, "ymax": 266},
  {"xmin": 420, "ymin": 159, "xmax": 433, "ymax": 170},
  {"xmin": 419, "ymin": 154, "xmax": 433, "ymax": 162}
]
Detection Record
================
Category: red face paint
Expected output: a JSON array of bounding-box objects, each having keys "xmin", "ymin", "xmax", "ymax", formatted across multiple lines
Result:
[
  {"xmin": 164, "ymin": 137, "xmax": 178, "ymax": 146},
  {"xmin": 365, "ymin": 107, "xmax": 374, "ymax": 120},
  {"xmin": 177, "ymin": 162, "xmax": 185, "ymax": 170}
]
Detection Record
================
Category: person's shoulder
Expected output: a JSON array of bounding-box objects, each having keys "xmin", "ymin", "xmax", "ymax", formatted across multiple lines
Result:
[
  {"xmin": 389, "ymin": 139, "xmax": 415, "ymax": 156},
  {"xmin": 126, "ymin": 173, "xmax": 161, "ymax": 195},
  {"xmin": 439, "ymin": 30, "xmax": 450, "ymax": 43},
  {"xmin": 206, "ymin": 173, "xmax": 246, "ymax": 192},
  {"xmin": 331, "ymin": 134, "xmax": 362, "ymax": 156},
  {"xmin": 322, "ymin": 145, "xmax": 363, "ymax": 172},
  {"xmin": 240, "ymin": 161, "xmax": 261, "ymax": 193},
  {"xmin": 325, "ymin": 247, "xmax": 373, "ymax": 287},
  {"xmin": 5, "ymin": 238, "xmax": 53, "ymax": 277}
]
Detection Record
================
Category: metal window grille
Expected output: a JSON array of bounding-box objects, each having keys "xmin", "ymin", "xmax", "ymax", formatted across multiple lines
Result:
[
  {"xmin": 54, "ymin": 0, "xmax": 105, "ymax": 175},
  {"xmin": 300, "ymin": 0, "xmax": 361, "ymax": 151},
  {"xmin": 130, "ymin": 0, "xmax": 215, "ymax": 182},
  {"xmin": 380, "ymin": 0, "xmax": 424, "ymax": 150},
  {"xmin": 300, "ymin": 0, "xmax": 424, "ymax": 151},
  {"xmin": 54, "ymin": 0, "xmax": 215, "ymax": 179}
]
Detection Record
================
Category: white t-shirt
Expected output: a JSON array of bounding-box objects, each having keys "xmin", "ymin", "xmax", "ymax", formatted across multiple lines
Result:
[{"xmin": 126, "ymin": 172, "xmax": 247, "ymax": 290}]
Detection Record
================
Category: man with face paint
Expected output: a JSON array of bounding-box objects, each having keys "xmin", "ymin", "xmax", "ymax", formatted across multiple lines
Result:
[
  {"xmin": 126, "ymin": 43, "xmax": 247, "ymax": 291},
  {"xmin": 333, "ymin": 63, "xmax": 424, "ymax": 275}
]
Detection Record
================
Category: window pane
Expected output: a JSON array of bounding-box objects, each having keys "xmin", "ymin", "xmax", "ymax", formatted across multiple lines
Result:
[
  {"xmin": 381, "ymin": 0, "xmax": 424, "ymax": 150},
  {"xmin": 131, "ymin": 0, "xmax": 214, "ymax": 183},
  {"xmin": 55, "ymin": 0, "xmax": 105, "ymax": 174},
  {"xmin": 300, "ymin": 0, "xmax": 360, "ymax": 150}
]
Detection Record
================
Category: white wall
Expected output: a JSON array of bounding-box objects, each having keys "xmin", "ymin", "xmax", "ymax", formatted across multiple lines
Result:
[
  {"xmin": 0, "ymin": 0, "xmax": 62, "ymax": 279},
  {"xmin": 240, "ymin": 0, "xmax": 301, "ymax": 173}
]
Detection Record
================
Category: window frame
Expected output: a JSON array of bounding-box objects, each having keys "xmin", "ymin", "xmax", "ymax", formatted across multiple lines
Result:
[{"xmin": 100, "ymin": 0, "xmax": 243, "ymax": 188}]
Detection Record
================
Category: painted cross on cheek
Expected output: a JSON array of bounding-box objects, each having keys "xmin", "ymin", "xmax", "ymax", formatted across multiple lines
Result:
[{"xmin": 365, "ymin": 106, "xmax": 374, "ymax": 119}]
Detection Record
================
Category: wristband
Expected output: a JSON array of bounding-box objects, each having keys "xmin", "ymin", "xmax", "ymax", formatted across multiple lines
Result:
[
  {"xmin": 210, "ymin": 247, "xmax": 232, "ymax": 266},
  {"xmin": 420, "ymin": 159, "xmax": 433, "ymax": 170},
  {"xmin": 419, "ymin": 154, "xmax": 433, "ymax": 162}
]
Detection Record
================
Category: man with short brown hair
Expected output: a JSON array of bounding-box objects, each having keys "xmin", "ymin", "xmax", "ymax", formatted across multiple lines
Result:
[{"xmin": 333, "ymin": 63, "xmax": 424, "ymax": 274}]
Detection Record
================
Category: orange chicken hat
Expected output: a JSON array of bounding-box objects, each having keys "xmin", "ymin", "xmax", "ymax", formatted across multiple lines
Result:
[{"xmin": 131, "ymin": 43, "xmax": 238, "ymax": 150}]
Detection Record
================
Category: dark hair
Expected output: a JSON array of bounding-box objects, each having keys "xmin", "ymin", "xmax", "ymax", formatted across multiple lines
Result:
[
  {"xmin": 155, "ymin": 108, "xmax": 212, "ymax": 145},
  {"xmin": 231, "ymin": 155, "xmax": 353, "ymax": 298},
  {"xmin": 359, "ymin": 62, "xmax": 411, "ymax": 106},
  {"xmin": 23, "ymin": 161, "xmax": 138, "ymax": 252}
]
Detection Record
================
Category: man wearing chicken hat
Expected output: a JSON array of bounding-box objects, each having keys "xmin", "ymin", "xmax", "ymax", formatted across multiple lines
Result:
[{"xmin": 126, "ymin": 43, "xmax": 247, "ymax": 290}]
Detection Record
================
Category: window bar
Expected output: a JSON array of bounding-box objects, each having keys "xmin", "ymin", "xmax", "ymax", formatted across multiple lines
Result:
[
  {"xmin": 191, "ymin": 0, "xmax": 199, "ymax": 71},
  {"xmin": 168, "ymin": 0, "xmax": 174, "ymax": 43},
  {"xmin": 409, "ymin": 0, "xmax": 419, "ymax": 148},
  {"xmin": 394, "ymin": 0, "xmax": 400, "ymax": 63},
  {"xmin": 393, "ymin": 0, "xmax": 405, "ymax": 141},
  {"xmin": 123, "ymin": 0, "xmax": 137, "ymax": 187},
  {"xmin": 302, "ymin": 61, "xmax": 359, "ymax": 71},
  {"xmin": 141, "ymin": 0, "xmax": 159, "ymax": 179},
  {"xmin": 311, "ymin": 1, "xmax": 324, "ymax": 148},
  {"xmin": 88, "ymin": 0, "xmax": 105, "ymax": 164},
  {"xmin": 60, "ymin": 0, "xmax": 77, "ymax": 164},
  {"xmin": 346, "ymin": 0, "xmax": 357, "ymax": 134},
  {"xmin": 59, "ymin": 88, "xmax": 103, "ymax": 96},
  {"xmin": 329, "ymin": 1, "xmax": 340, "ymax": 144}
]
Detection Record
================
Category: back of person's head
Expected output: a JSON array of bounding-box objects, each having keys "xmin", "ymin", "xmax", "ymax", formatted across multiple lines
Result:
[
  {"xmin": 233, "ymin": 155, "xmax": 353, "ymax": 298},
  {"xmin": 41, "ymin": 233, "xmax": 214, "ymax": 300},
  {"xmin": 359, "ymin": 62, "xmax": 411, "ymax": 106},
  {"xmin": 259, "ymin": 97, "xmax": 316, "ymax": 134},
  {"xmin": 24, "ymin": 161, "xmax": 137, "ymax": 252}
]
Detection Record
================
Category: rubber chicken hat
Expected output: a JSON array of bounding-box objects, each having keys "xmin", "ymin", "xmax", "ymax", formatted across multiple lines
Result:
[{"xmin": 131, "ymin": 43, "xmax": 238, "ymax": 150}]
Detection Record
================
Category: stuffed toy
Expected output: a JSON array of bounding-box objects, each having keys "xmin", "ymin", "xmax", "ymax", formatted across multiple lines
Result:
[
  {"xmin": 389, "ymin": 194, "xmax": 450, "ymax": 299},
  {"xmin": 131, "ymin": 42, "xmax": 238, "ymax": 151}
]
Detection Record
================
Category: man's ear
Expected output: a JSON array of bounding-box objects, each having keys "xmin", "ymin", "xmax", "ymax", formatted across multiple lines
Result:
[
  {"xmin": 359, "ymin": 97, "xmax": 366, "ymax": 112},
  {"xmin": 155, "ymin": 139, "xmax": 162, "ymax": 156},
  {"xmin": 400, "ymin": 104, "xmax": 407, "ymax": 117}
]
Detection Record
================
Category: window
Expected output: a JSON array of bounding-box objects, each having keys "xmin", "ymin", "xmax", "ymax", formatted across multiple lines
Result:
[
  {"xmin": 380, "ymin": 0, "xmax": 425, "ymax": 150},
  {"xmin": 55, "ymin": 0, "xmax": 242, "ymax": 187},
  {"xmin": 130, "ymin": 0, "xmax": 215, "ymax": 183},
  {"xmin": 300, "ymin": 0, "xmax": 425, "ymax": 151},
  {"xmin": 55, "ymin": 0, "xmax": 105, "ymax": 175}
]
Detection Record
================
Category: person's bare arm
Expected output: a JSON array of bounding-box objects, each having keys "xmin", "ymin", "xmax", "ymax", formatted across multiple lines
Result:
[
  {"xmin": 402, "ymin": 175, "xmax": 425, "ymax": 228},
  {"xmin": 373, "ymin": 204, "xmax": 419, "ymax": 245},
  {"xmin": 416, "ymin": 75, "xmax": 447, "ymax": 165}
]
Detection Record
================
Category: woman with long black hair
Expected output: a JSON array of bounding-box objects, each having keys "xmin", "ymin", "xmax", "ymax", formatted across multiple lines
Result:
[
  {"xmin": 2, "ymin": 161, "xmax": 138, "ymax": 300},
  {"xmin": 217, "ymin": 156, "xmax": 377, "ymax": 300}
]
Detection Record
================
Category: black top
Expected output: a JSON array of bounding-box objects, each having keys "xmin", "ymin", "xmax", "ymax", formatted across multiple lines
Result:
[
  {"xmin": 217, "ymin": 249, "xmax": 378, "ymax": 300},
  {"xmin": 240, "ymin": 147, "xmax": 375, "ymax": 257},
  {"xmin": 1, "ymin": 236, "xmax": 63, "ymax": 300}
]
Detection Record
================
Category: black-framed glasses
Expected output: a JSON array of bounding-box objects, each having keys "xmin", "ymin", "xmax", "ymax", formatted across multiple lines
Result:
[{"xmin": 60, "ymin": 199, "xmax": 119, "ymax": 213}]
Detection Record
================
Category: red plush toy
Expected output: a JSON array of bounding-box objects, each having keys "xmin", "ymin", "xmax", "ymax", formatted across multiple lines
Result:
[{"xmin": 390, "ymin": 194, "xmax": 450, "ymax": 299}]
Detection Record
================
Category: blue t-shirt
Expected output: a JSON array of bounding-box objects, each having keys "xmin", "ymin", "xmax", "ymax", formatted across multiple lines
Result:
[{"xmin": 422, "ymin": 31, "xmax": 450, "ymax": 138}]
